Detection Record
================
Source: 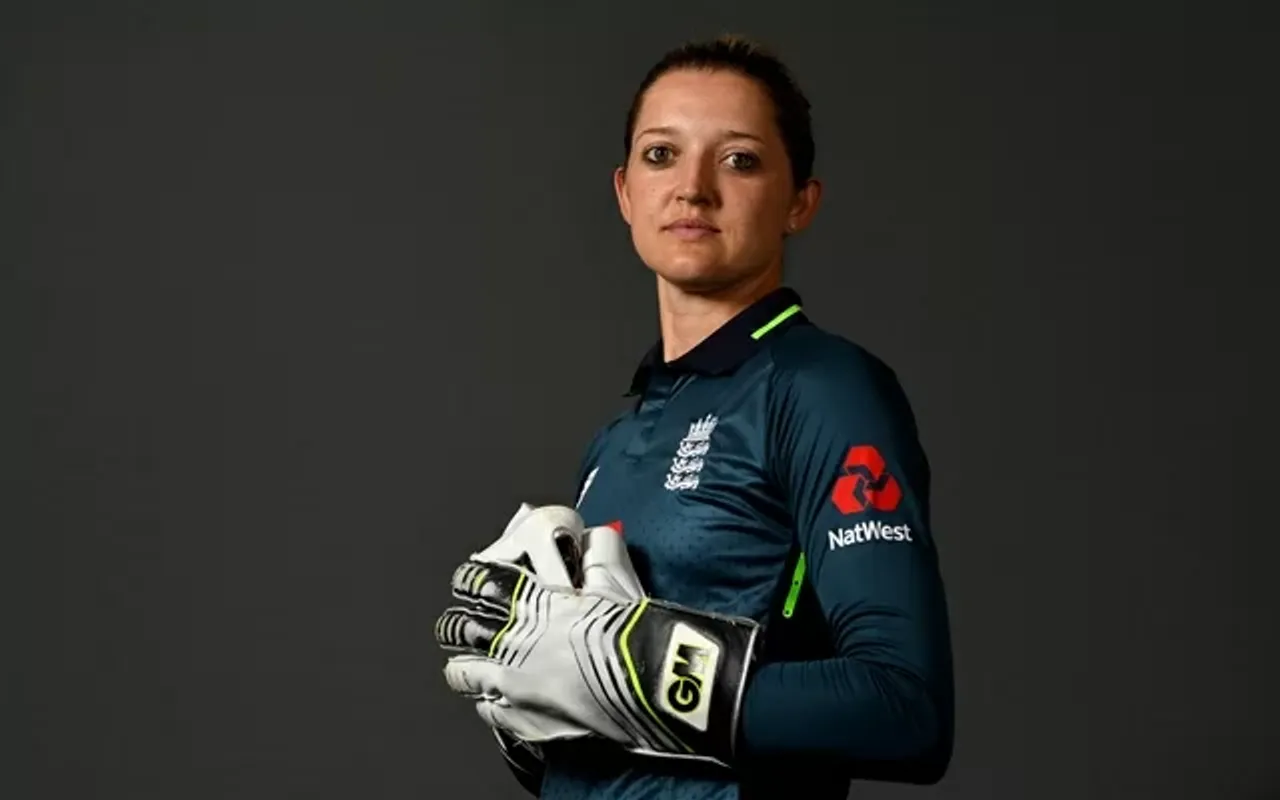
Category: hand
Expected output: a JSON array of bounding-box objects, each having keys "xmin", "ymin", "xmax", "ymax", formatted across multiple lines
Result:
[
  {"xmin": 437, "ymin": 503, "xmax": 594, "ymax": 783},
  {"xmin": 435, "ymin": 523, "xmax": 760, "ymax": 768},
  {"xmin": 467, "ymin": 502, "xmax": 585, "ymax": 590},
  {"xmin": 435, "ymin": 516, "xmax": 646, "ymax": 744}
]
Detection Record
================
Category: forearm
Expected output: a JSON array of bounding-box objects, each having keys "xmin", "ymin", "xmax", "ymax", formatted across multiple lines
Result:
[{"xmin": 738, "ymin": 656, "xmax": 951, "ymax": 782}]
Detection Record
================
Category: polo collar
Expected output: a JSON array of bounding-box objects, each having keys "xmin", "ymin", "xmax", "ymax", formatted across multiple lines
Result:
[{"xmin": 626, "ymin": 286, "xmax": 807, "ymax": 396}]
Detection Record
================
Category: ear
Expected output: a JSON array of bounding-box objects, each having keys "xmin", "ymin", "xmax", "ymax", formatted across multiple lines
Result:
[
  {"xmin": 785, "ymin": 178, "xmax": 823, "ymax": 235},
  {"xmin": 613, "ymin": 166, "xmax": 633, "ymax": 226}
]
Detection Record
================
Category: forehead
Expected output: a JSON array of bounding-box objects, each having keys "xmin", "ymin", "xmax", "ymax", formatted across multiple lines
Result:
[{"xmin": 634, "ymin": 69, "xmax": 778, "ymax": 139}]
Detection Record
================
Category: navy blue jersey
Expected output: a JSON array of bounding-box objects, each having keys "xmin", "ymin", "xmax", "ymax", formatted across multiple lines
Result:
[{"xmin": 533, "ymin": 287, "xmax": 953, "ymax": 799}]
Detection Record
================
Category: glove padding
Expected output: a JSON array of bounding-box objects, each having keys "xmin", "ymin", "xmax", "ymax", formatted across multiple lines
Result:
[
  {"xmin": 471, "ymin": 502, "xmax": 585, "ymax": 589},
  {"xmin": 436, "ymin": 522, "xmax": 760, "ymax": 768},
  {"xmin": 440, "ymin": 502, "xmax": 594, "ymax": 788}
]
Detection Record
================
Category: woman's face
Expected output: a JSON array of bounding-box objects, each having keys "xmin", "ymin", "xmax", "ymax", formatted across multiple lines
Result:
[{"xmin": 614, "ymin": 68, "xmax": 820, "ymax": 293}]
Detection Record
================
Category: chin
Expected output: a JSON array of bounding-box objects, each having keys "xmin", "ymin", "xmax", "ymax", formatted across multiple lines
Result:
[
  {"xmin": 649, "ymin": 261, "xmax": 757, "ymax": 295},
  {"xmin": 636, "ymin": 238, "xmax": 776, "ymax": 295}
]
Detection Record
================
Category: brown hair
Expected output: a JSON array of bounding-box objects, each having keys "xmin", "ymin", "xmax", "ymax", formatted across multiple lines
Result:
[{"xmin": 622, "ymin": 35, "xmax": 816, "ymax": 188}]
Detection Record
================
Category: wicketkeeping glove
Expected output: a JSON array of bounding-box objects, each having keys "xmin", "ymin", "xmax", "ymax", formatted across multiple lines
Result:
[
  {"xmin": 440, "ymin": 502, "xmax": 594, "ymax": 790},
  {"xmin": 435, "ymin": 516, "xmax": 761, "ymax": 768},
  {"xmin": 467, "ymin": 502, "xmax": 586, "ymax": 589}
]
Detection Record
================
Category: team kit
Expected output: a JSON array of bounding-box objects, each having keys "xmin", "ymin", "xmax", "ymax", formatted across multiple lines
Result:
[{"xmin": 433, "ymin": 289, "xmax": 952, "ymax": 798}]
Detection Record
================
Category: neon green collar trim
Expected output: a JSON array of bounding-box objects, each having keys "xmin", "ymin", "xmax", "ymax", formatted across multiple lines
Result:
[{"xmin": 750, "ymin": 303, "xmax": 802, "ymax": 340}]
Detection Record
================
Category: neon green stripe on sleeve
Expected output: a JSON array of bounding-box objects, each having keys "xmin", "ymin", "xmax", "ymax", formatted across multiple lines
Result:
[{"xmin": 782, "ymin": 553, "xmax": 806, "ymax": 618}]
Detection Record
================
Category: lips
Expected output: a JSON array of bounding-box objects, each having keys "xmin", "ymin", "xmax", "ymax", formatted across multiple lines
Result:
[
  {"xmin": 665, "ymin": 218, "xmax": 720, "ymax": 232},
  {"xmin": 664, "ymin": 218, "xmax": 720, "ymax": 241}
]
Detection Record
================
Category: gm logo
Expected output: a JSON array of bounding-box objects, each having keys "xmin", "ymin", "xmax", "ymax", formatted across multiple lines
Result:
[{"xmin": 658, "ymin": 623, "xmax": 719, "ymax": 732}]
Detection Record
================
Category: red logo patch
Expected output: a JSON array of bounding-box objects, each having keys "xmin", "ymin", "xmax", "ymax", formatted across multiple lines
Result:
[{"xmin": 831, "ymin": 445, "xmax": 902, "ymax": 514}]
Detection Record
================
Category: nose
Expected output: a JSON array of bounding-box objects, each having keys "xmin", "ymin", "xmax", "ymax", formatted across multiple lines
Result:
[{"xmin": 674, "ymin": 152, "xmax": 718, "ymax": 207}]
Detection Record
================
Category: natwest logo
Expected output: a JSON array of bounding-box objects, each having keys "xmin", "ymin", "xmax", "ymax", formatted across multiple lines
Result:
[
  {"xmin": 828, "ymin": 520, "xmax": 913, "ymax": 549},
  {"xmin": 831, "ymin": 445, "xmax": 902, "ymax": 514}
]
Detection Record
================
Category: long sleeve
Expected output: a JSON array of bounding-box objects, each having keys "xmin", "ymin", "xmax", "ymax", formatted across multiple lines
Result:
[{"xmin": 738, "ymin": 347, "xmax": 954, "ymax": 783}]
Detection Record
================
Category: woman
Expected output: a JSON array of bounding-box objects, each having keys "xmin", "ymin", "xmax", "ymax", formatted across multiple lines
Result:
[{"xmin": 439, "ymin": 35, "xmax": 954, "ymax": 799}]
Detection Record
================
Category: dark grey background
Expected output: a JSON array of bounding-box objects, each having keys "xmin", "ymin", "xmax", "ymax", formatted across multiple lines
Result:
[{"xmin": 4, "ymin": 3, "xmax": 1271, "ymax": 799}]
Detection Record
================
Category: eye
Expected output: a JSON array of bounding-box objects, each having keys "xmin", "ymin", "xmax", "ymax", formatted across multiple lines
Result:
[
  {"xmin": 641, "ymin": 145, "xmax": 674, "ymax": 165},
  {"xmin": 725, "ymin": 151, "xmax": 759, "ymax": 171}
]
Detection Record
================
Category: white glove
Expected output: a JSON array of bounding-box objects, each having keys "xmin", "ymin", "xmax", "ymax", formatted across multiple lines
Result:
[
  {"xmin": 435, "ymin": 522, "xmax": 760, "ymax": 768},
  {"xmin": 470, "ymin": 502, "xmax": 585, "ymax": 589},
  {"xmin": 436, "ymin": 519, "xmax": 646, "ymax": 738},
  {"xmin": 439, "ymin": 503, "xmax": 593, "ymax": 786}
]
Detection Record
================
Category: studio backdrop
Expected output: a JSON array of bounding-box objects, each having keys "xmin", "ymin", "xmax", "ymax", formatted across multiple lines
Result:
[{"xmin": 5, "ymin": 4, "xmax": 1269, "ymax": 799}]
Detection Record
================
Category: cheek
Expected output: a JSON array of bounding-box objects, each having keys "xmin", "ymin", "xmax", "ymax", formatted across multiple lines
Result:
[
  {"xmin": 637, "ymin": 182, "xmax": 669, "ymax": 221},
  {"xmin": 628, "ymin": 185, "xmax": 666, "ymax": 245},
  {"xmin": 732, "ymin": 188, "xmax": 787, "ymax": 237}
]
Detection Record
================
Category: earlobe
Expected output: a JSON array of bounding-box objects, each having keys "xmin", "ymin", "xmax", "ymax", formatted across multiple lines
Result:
[{"xmin": 787, "ymin": 178, "xmax": 823, "ymax": 234}]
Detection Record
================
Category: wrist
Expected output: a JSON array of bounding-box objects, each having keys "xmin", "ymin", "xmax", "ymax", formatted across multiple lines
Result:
[{"xmin": 618, "ymin": 598, "xmax": 761, "ymax": 765}]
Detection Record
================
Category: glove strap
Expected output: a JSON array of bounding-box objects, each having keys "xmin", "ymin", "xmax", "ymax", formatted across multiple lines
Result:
[{"xmin": 616, "ymin": 598, "xmax": 760, "ymax": 765}]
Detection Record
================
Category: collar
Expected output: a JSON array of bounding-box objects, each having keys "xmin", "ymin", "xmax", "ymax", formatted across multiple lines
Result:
[{"xmin": 626, "ymin": 286, "xmax": 808, "ymax": 396}]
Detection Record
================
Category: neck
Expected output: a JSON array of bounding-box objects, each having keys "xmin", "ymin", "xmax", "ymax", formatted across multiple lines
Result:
[{"xmin": 656, "ymin": 269, "xmax": 782, "ymax": 362}]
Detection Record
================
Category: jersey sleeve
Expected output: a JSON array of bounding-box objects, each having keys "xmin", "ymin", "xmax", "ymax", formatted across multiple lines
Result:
[{"xmin": 738, "ymin": 348, "xmax": 954, "ymax": 782}]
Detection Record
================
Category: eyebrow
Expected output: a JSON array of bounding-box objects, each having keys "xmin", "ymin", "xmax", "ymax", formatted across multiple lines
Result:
[{"xmin": 634, "ymin": 126, "xmax": 766, "ymax": 144}]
